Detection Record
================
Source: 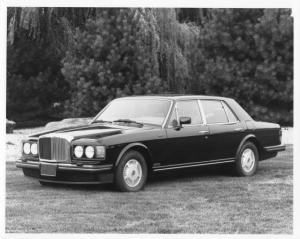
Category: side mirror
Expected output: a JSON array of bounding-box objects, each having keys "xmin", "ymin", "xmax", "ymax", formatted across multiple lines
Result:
[
  {"xmin": 179, "ymin": 116, "xmax": 191, "ymax": 125},
  {"xmin": 172, "ymin": 119, "xmax": 181, "ymax": 130},
  {"xmin": 172, "ymin": 117, "xmax": 191, "ymax": 130}
]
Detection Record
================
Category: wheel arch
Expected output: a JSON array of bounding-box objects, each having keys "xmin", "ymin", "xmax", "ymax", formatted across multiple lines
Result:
[
  {"xmin": 115, "ymin": 143, "xmax": 152, "ymax": 170},
  {"xmin": 236, "ymin": 134, "xmax": 263, "ymax": 160}
]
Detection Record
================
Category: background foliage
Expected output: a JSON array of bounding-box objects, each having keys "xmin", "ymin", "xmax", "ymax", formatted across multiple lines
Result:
[{"xmin": 7, "ymin": 8, "xmax": 293, "ymax": 126}]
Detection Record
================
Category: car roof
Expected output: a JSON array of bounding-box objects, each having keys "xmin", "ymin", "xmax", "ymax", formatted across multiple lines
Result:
[
  {"xmin": 116, "ymin": 94, "xmax": 253, "ymax": 121},
  {"xmin": 118, "ymin": 94, "xmax": 232, "ymax": 101}
]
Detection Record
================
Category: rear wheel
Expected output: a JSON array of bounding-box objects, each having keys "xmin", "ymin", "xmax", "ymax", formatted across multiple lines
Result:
[
  {"xmin": 115, "ymin": 150, "xmax": 148, "ymax": 192},
  {"xmin": 235, "ymin": 142, "xmax": 259, "ymax": 176}
]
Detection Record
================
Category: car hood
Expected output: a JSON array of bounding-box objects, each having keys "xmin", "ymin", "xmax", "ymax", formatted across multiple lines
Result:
[{"xmin": 29, "ymin": 123, "xmax": 157, "ymax": 141}]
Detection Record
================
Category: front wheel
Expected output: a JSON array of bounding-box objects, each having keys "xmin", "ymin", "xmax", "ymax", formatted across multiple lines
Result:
[
  {"xmin": 115, "ymin": 150, "xmax": 148, "ymax": 192},
  {"xmin": 235, "ymin": 142, "xmax": 259, "ymax": 176}
]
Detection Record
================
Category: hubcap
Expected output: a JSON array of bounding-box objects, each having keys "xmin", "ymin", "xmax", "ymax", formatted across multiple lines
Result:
[
  {"xmin": 241, "ymin": 148, "xmax": 255, "ymax": 173},
  {"xmin": 123, "ymin": 159, "xmax": 142, "ymax": 188}
]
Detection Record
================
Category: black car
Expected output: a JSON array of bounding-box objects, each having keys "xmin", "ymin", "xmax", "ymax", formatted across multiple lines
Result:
[{"xmin": 16, "ymin": 95, "xmax": 285, "ymax": 192}]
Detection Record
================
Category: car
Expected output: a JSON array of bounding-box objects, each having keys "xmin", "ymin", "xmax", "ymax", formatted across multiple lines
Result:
[{"xmin": 16, "ymin": 95, "xmax": 286, "ymax": 192}]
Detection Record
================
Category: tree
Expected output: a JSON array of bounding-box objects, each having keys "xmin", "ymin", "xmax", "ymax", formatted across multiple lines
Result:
[
  {"xmin": 192, "ymin": 9, "xmax": 293, "ymax": 125},
  {"xmin": 6, "ymin": 7, "xmax": 96, "ymax": 123},
  {"xmin": 6, "ymin": 29, "xmax": 69, "ymax": 123},
  {"xmin": 61, "ymin": 9, "xmax": 167, "ymax": 117},
  {"xmin": 6, "ymin": 8, "xmax": 293, "ymax": 126},
  {"xmin": 7, "ymin": 7, "xmax": 97, "ymax": 47}
]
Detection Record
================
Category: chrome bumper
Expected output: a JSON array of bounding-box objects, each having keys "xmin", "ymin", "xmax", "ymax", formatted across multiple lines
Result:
[
  {"xmin": 16, "ymin": 159, "xmax": 113, "ymax": 173},
  {"xmin": 264, "ymin": 144, "xmax": 286, "ymax": 152}
]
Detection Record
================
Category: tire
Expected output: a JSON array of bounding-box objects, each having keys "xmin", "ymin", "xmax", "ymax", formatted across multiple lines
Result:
[
  {"xmin": 115, "ymin": 150, "xmax": 148, "ymax": 192},
  {"xmin": 235, "ymin": 141, "xmax": 259, "ymax": 176}
]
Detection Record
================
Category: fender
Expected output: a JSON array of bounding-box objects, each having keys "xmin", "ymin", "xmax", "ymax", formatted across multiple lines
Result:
[
  {"xmin": 115, "ymin": 142, "xmax": 149, "ymax": 167},
  {"xmin": 235, "ymin": 134, "xmax": 256, "ymax": 159}
]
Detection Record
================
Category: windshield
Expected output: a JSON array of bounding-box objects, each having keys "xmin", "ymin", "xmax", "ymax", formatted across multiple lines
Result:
[{"xmin": 93, "ymin": 99, "xmax": 172, "ymax": 126}]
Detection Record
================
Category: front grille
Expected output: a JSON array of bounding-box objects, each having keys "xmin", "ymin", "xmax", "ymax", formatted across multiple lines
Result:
[
  {"xmin": 39, "ymin": 138, "xmax": 51, "ymax": 159},
  {"xmin": 39, "ymin": 137, "xmax": 70, "ymax": 162}
]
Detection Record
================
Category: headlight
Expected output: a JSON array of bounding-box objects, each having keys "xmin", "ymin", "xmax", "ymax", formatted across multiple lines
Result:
[
  {"xmin": 96, "ymin": 146, "xmax": 106, "ymax": 159},
  {"xmin": 30, "ymin": 143, "xmax": 38, "ymax": 155},
  {"xmin": 23, "ymin": 142, "xmax": 31, "ymax": 155},
  {"xmin": 74, "ymin": 146, "xmax": 84, "ymax": 158},
  {"xmin": 85, "ymin": 146, "xmax": 95, "ymax": 159}
]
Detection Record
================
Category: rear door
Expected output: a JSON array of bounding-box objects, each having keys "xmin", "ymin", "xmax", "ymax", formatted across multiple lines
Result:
[
  {"xmin": 200, "ymin": 99, "xmax": 246, "ymax": 160},
  {"xmin": 165, "ymin": 100, "xmax": 209, "ymax": 165}
]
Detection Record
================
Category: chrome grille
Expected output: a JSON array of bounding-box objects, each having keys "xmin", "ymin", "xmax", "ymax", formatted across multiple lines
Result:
[{"xmin": 39, "ymin": 137, "xmax": 70, "ymax": 162}]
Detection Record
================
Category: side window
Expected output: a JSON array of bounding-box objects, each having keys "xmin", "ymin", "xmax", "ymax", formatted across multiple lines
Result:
[
  {"xmin": 222, "ymin": 102, "xmax": 238, "ymax": 122},
  {"xmin": 201, "ymin": 100, "xmax": 228, "ymax": 124},
  {"xmin": 176, "ymin": 100, "xmax": 202, "ymax": 125}
]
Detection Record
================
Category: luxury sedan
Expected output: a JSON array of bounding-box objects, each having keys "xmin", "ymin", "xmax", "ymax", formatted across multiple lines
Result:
[{"xmin": 16, "ymin": 95, "xmax": 285, "ymax": 191}]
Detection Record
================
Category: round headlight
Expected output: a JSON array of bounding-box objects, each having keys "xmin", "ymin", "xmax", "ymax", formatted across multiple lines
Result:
[
  {"xmin": 30, "ymin": 143, "xmax": 38, "ymax": 155},
  {"xmin": 74, "ymin": 146, "xmax": 84, "ymax": 158},
  {"xmin": 23, "ymin": 142, "xmax": 31, "ymax": 155},
  {"xmin": 85, "ymin": 146, "xmax": 95, "ymax": 159}
]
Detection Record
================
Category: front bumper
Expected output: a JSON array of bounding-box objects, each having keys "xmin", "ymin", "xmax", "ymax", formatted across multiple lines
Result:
[{"xmin": 16, "ymin": 159, "xmax": 114, "ymax": 184}]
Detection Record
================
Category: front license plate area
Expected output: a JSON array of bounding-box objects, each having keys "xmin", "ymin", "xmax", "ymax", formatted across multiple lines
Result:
[{"xmin": 40, "ymin": 163, "xmax": 57, "ymax": 177}]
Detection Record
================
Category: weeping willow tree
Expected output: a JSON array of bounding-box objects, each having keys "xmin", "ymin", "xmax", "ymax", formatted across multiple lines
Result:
[
  {"xmin": 6, "ymin": 7, "xmax": 99, "ymax": 123},
  {"xmin": 137, "ymin": 8, "xmax": 199, "ymax": 93},
  {"xmin": 7, "ymin": 7, "xmax": 201, "ymax": 122},
  {"xmin": 7, "ymin": 7, "xmax": 100, "ymax": 52},
  {"xmin": 7, "ymin": 7, "xmax": 198, "ymax": 83}
]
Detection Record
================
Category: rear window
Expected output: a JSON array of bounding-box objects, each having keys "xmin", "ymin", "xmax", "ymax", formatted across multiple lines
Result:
[
  {"xmin": 222, "ymin": 102, "xmax": 238, "ymax": 122},
  {"xmin": 201, "ymin": 100, "xmax": 228, "ymax": 124}
]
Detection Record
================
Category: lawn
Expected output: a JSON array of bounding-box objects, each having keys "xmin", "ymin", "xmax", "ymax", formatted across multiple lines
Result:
[{"xmin": 6, "ymin": 129, "xmax": 293, "ymax": 233}]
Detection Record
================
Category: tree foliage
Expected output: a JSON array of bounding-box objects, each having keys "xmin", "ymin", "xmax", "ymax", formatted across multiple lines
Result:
[
  {"xmin": 6, "ymin": 30, "xmax": 69, "ymax": 123},
  {"xmin": 62, "ymin": 9, "xmax": 167, "ymax": 117},
  {"xmin": 6, "ymin": 8, "xmax": 293, "ymax": 125},
  {"xmin": 192, "ymin": 9, "xmax": 293, "ymax": 125}
]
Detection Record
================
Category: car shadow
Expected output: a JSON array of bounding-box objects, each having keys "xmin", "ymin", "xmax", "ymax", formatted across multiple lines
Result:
[{"xmin": 38, "ymin": 181, "xmax": 115, "ymax": 191}]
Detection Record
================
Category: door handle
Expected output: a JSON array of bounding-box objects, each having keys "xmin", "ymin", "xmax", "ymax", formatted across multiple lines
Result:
[
  {"xmin": 198, "ymin": 130, "xmax": 209, "ymax": 135},
  {"xmin": 234, "ymin": 128, "xmax": 245, "ymax": 132}
]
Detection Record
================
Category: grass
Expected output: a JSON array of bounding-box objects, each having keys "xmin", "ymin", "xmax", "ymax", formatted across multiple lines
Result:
[{"xmin": 6, "ymin": 143, "xmax": 292, "ymax": 233}]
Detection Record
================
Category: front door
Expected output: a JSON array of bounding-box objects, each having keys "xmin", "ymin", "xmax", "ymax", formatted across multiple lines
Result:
[{"xmin": 165, "ymin": 100, "xmax": 210, "ymax": 165}]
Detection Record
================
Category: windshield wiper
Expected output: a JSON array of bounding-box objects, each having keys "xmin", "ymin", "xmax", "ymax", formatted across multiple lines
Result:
[
  {"xmin": 92, "ymin": 119, "xmax": 112, "ymax": 124},
  {"xmin": 113, "ymin": 119, "xmax": 143, "ymax": 127}
]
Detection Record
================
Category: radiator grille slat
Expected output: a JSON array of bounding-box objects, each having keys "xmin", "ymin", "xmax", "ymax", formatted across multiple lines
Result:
[{"xmin": 39, "ymin": 137, "xmax": 70, "ymax": 162}]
